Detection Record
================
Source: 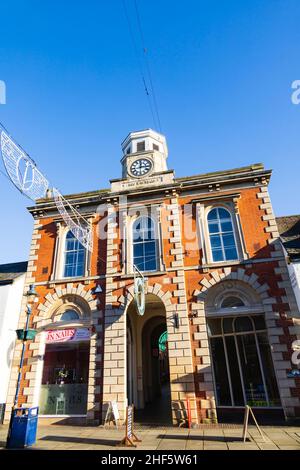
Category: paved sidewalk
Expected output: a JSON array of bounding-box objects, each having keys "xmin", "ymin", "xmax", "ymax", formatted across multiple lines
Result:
[{"xmin": 1, "ymin": 423, "xmax": 300, "ymax": 450}]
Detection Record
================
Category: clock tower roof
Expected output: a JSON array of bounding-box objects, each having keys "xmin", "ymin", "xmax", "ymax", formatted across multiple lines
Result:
[{"xmin": 121, "ymin": 128, "xmax": 168, "ymax": 158}]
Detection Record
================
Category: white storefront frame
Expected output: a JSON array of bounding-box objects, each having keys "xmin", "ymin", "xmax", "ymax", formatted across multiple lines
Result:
[
  {"xmin": 32, "ymin": 328, "xmax": 92, "ymax": 417},
  {"xmin": 5, "ymin": 283, "xmax": 100, "ymax": 424}
]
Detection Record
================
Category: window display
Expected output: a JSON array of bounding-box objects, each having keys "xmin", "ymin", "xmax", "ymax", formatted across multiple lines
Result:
[
  {"xmin": 39, "ymin": 341, "xmax": 89, "ymax": 415},
  {"xmin": 208, "ymin": 315, "xmax": 280, "ymax": 408}
]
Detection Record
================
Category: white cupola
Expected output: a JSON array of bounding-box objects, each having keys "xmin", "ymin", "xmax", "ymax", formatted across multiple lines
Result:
[{"xmin": 120, "ymin": 129, "xmax": 168, "ymax": 179}]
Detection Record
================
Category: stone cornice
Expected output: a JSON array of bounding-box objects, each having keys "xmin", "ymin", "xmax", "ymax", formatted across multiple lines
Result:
[{"xmin": 27, "ymin": 164, "xmax": 272, "ymax": 217}]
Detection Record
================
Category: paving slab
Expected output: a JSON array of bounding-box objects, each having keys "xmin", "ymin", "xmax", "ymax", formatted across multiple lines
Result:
[
  {"xmin": 227, "ymin": 443, "xmax": 260, "ymax": 450},
  {"xmin": 278, "ymin": 446, "xmax": 300, "ymax": 450},
  {"xmin": 186, "ymin": 442, "xmax": 203, "ymax": 450},
  {"xmin": 1, "ymin": 423, "xmax": 300, "ymax": 451},
  {"xmin": 257, "ymin": 444, "xmax": 279, "ymax": 450}
]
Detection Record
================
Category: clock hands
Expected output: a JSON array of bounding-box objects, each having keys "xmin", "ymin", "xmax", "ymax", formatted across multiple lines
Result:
[{"xmin": 131, "ymin": 159, "xmax": 152, "ymax": 176}]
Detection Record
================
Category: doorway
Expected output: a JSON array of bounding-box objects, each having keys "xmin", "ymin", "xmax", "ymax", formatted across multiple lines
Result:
[
  {"xmin": 138, "ymin": 317, "xmax": 172, "ymax": 424},
  {"xmin": 126, "ymin": 295, "xmax": 172, "ymax": 425}
]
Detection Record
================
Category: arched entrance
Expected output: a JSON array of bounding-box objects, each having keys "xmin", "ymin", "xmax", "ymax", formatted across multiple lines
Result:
[{"xmin": 126, "ymin": 294, "xmax": 172, "ymax": 425}]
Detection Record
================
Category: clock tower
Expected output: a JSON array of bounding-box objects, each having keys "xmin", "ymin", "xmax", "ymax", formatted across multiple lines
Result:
[{"xmin": 120, "ymin": 129, "xmax": 168, "ymax": 179}]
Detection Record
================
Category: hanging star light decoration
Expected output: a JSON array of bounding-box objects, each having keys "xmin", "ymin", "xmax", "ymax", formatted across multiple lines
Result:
[
  {"xmin": 53, "ymin": 188, "xmax": 93, "ymax": 252},
  {"xmin": 0, "ymin": 130, "xmax": 49, "ymax": 201},
  {"xmin": 0, "ymin": 127, "xmax": 93, "ymax": 252}
]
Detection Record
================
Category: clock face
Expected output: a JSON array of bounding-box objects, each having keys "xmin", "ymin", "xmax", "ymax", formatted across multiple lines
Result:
[{"xmin": 130, "ymin": 159, "xmax": 152, "ymax": 177}]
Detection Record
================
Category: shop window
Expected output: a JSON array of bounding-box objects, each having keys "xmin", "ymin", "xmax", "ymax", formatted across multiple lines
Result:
[
  {"xmin": 253, "ymin": 315, "xmax": 266, "ymax": 330},
  {"xmin": 63, "ymin": 231, "xmax": 85, "ymax": 278},
  {"xmin": 207, "ymin": 318, "xmax": 222, "ymax": 336},
  {"xmin": 39, "ymin": 341, "xmax": 89, "ymax": 416},
  {"xmin": 210, "ymin": 337, "xmax": 232, "ymax": 406},
  {"xmin": 222, "ymin": 317, "xmax": 234, "ymax": 334},
  {"xmin": 132, "ymin": 216, "xmax": 157, "ymax": 272},
  {"xmin": 208, "ymin": 314, "xmax": 280, "ymax": 408},
  {"xmin": 234, "ymin": 316, "xmax": 253, "ymax": 332},
  {"xmin": 207, "ymin": 208, "xmax": 238, "ymax": 262}
]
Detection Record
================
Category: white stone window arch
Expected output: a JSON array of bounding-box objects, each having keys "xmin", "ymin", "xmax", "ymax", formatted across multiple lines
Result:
[
  {"xmin": 50, "ymin": 298, "xmax": 91, "ymax": 327},
  {"xmin": 205, "ymin": 280, "xmax": 263, "ymax": 317}
]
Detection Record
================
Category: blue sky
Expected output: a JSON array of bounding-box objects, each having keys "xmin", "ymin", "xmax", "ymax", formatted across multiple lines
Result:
[{"xmin": 0, "ymin": 0, "xmax": 299, "ymax": 263}]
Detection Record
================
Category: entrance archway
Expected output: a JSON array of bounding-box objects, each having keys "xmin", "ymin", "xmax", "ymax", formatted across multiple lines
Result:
[{"xmin": 126, "ymin": 294, "xmax": 172, "ymax": 425}]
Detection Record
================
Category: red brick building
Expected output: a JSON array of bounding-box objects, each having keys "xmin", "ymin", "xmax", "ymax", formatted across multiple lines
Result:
[{"xmin": 5, "ymin": 129, "xmax": 300, "ymax": 425}]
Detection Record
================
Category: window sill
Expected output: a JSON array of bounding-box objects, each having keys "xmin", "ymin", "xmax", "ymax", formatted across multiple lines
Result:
[
  {"xmin": 119, "ymin": 270, "xmax": 167, "ymax": 280},
  {"xmin": 202, "ymin": 259, "xmax": 247, "ymax": 270},
  {"xmin": 36, "ymin": 275, "xmax": 100, "ymax": 287}
]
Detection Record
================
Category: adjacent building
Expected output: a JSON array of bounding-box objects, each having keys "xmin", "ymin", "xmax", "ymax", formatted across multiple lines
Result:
[
  {"xmin": 277, "ymin": 215, "xmax": 300, "ymax": 311},
  {"xmin": 0, "ymin": 261, "xmax": 27, "ymax": 421},
  {"xmin": 4, "ymin": 129, "xmax": 300, "ymax": 425}
]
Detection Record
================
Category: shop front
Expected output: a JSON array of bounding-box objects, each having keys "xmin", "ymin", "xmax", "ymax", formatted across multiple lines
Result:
[
  {"xmin": 203, "ymin": 280, "xmax": 285, "ymax": 423},
  {"xmin": 39, "ymin": 327, "xmax": 90, "ymax": 417}
]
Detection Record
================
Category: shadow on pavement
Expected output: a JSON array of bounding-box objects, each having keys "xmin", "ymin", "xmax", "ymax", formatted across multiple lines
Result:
[
  {"xmin": 40, "ymin": 435, "xmax": 120, "ymax": 446},
  {"xmin": 157, "ymin": 434, "xmax": 247, "ymax": 443}
]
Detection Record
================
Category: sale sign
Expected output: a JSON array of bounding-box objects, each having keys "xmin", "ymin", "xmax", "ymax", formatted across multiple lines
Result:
[{"xmin": 46, "ymin": 328, "xmax": 90, "ymax": 344}]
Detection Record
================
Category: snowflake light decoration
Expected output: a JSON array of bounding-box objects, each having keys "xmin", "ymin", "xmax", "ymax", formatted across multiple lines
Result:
[{"xmin": 0, "ymin": 131, "xmax": 48, "ymax": 201}]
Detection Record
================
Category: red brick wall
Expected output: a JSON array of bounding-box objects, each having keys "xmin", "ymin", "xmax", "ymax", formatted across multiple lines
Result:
[{"xmin": 15, "ymin": 184, "xmax": 300, "ymax": 421}]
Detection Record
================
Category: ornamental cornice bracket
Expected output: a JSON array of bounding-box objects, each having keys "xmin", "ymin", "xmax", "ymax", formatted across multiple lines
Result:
[
  {"xmin": 233, "ymin": 196, "xmax": 240, "ymax": 214},
  {"xmin": 32, "ymin": 209, "xmax": 45, "ymax": 218},
  {"xmin": 208, "ymin": 183, "xmax": 221, "ymax": 192},
  {"xmin": 260, "ymin": 176, "xmax": 269, "ymax": 185}
]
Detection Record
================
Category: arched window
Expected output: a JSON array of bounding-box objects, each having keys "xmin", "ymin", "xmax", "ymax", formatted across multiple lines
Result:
[
  {"xmin": 207, "ymin": 208, "xmax": 238, "ymax": 262},
  {"xmin": 63, "ymin": 231, "xmax": 85, "ymax": 278},
  {"xmin": 221, "ymin": 296, "xmax": 245, "ymax": 308},
  {"xmin": 61, "ymin": 310, "xmax": 80, "ymax": 321},
  {"xmin": 132, "ymin": 216, "xmax": 157, "ymax": 272}
]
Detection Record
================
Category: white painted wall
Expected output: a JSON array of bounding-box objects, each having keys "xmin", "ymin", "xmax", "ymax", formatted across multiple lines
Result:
[
  {"xmin": 288, "ymin": 261, "xmax": 300, "ymax": 311},
  {"xmin": 0, "ymin": 274, "xmax": 26, "ymax": 404}
]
